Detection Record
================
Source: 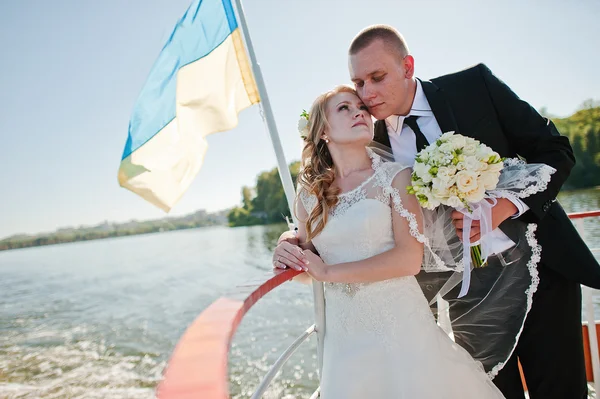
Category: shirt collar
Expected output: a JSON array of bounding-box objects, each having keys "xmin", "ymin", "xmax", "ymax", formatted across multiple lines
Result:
[{"xmin": 385, "ymin": 79, "xmax": 433, "ymax": 134}]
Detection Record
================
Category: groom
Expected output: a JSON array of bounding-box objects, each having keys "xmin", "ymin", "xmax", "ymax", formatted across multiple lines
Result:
[
  {"xmin": 274, "ymin": 25, "xmax": 600, "ymax": 398},
  {"xmin": 347, "ymin": 25, "xmax": 600, "ymax": 399}
]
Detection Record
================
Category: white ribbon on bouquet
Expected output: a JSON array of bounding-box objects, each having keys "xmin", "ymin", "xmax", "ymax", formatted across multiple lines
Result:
[{"xmin": 456, "ymin": 196, "xmax": 498, "ymax": 297}]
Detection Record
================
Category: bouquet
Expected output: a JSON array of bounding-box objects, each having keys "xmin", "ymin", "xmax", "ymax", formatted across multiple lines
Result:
[{"xmin": 407, "ymin": 132, "xmax": 504, "ymax": 268}]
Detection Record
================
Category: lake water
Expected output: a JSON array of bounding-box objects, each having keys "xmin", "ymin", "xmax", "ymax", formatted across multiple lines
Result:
[{"xmin": 1, "ymin": 188, "xmax": 599, "ymax": 398}]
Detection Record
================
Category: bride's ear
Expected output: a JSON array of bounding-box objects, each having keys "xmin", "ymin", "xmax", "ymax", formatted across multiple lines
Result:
[{"xmin": 321, "ymin": 134, "xmax": 330, "ymax": 144}]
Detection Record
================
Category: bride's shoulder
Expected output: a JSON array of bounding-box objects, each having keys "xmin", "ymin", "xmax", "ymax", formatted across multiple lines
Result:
[
  {"xmin": 370, "ymin": 160, "xmax": 412, "ymax": 191},
  {"xmin": 376, "ymin": 160, "xmax": 412, "ymax": 177},
  {"xmin": 297, "ymin": 185, "xmax": 317, "ymax": 213},
  {"xmin": 382, "ymin": 161, "xmax": 412, "ymax": 172}
]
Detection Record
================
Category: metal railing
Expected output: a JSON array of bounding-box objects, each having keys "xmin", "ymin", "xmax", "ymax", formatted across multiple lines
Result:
[
  {"xmin": 156, "ymin": 210, "xmax": 600, "ymax": 398},
  {"xmin": 571, "ymin": 210, "xmax": 600, "ymax": 394},
  {"xmin": 250, "ymin": 324, "xmax": 316, "ymax": 399}
]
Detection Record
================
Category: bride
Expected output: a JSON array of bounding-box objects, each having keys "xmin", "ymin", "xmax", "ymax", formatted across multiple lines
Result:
[{"xmin": 287, "ymin": 84, "xmax": 505, "ymax": 398}]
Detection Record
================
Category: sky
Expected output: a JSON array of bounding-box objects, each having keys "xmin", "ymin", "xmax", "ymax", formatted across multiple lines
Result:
[{"xmin": 0, "ymin": 0, "xmax": 598, "ymax": 239}]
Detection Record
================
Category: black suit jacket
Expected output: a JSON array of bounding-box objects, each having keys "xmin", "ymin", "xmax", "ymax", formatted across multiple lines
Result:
[{"xmin": 373, "ymin": 63, "xmax": 600, "ymax": 288}]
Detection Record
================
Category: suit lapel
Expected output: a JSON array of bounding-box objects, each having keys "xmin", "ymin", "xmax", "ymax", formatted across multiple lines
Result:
[
  {"xmin": 373, "ymin": 119, "xmax": 391, "ymax": 149},
  {"xmin": 420, "ymin": 79, "xmax": 459, "ymax": 135}
]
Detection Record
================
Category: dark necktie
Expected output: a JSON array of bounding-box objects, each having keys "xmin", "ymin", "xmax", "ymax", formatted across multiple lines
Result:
[{"xmin": 404, "ymin": 115, "xmax": 429, "ymax": 152}]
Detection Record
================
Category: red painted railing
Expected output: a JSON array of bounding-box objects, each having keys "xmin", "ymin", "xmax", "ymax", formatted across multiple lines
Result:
[
  {"xmin": 568, "ymin": 210, "xmax": 600, "ymax": 220},
  {"xmin": 157, "ymin": 210, "xmax": 600, "ymax": 398},
  {"xmin": 155, "ymin": 269, "xmax": 300, "ymax": 399}
]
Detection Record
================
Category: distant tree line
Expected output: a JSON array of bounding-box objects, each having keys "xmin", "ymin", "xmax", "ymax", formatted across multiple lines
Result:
[
  {"xmin": 0, "ymin": 210, "xmax": 228, "ymax": 251},
  {"xmin": 550, "ymin": 101, "xmax": 600, "ymax": 189},
  {"xmin": 228, "ymin": 162, "xmax": 300, "ymax": 227}
]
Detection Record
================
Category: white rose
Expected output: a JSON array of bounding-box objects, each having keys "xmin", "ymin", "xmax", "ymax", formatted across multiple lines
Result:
[
  {"xmin": 455, "ymin": 170, "xmax": 479, "ymax": 193},
  {"xmin": 432, "ymin": 175, "xmax": 452, "ymax": 192},
  {"xmin": 439, "ymin": 142, "xmax": 454, "ymax": 154},
  {"xmin": 465, "ymin": 137, "xmax": 479, "ymax": 146},
  {"xmin": 416, "ymin": 187, "xmax": 439, "ymax": 210},
  {"xmin": 449, "ymin": 134, "xmax": 466, "ymax": 149},
  {"xmin": 418, "ymin": 150, "xmax": 430, "ymax": 162},
  {"xmin": 432, "ymin": 185, "xmax": 450, "ymax": 200},
  {"xmin": 465, "ymin": 181, "xmax": 486, "ymax": 203},
  {"xmin": 445, "ymin": 195, "xmax": 463, "ymax": 208},
  {"xmin": 463, "ymin": 156, "xmax": 485, "ymax": 173},
  {"xmin": 481, "ymin": 171, "xmax": 500, "ymax": 190},
  {"xmin": 421, "ymin": 187, "xmax": 439, "ymax": 207},
  {"xmin": 462, "ymin": 141, "xmax": 478, "ymax": 156},
  {"xmin": 432, "ymin": 166, "xmax": 456, "ymax": 188},
  {"xmin": 437, "ymin": 165, "xmax": 457, "ymax": 180},
  {"xmin": 425, "ymin": 194, "xmax": 441, "ymax": 209},
  {"xmin": 413, "ymin": 161, "xmax": 432, "ymax": 183},
  {"xmin": 297, "ymin": 118, "xmax": 309, "ymax": 138},
  {"xmin": 476, "ymin": 145, "xmax": 494, "ymax": 161},
  {"xmin": 412, "ymin": 161, "xmax": 426, "ymax": 175},
  {"xmin": 440, "ymin": 131, "xmax": 455, "ymax": 141}
]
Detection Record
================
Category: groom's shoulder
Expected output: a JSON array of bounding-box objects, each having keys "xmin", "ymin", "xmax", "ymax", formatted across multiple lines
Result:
[{"xmin": 430, "ymin": 63, "xmax": 492, "ymax": 85}]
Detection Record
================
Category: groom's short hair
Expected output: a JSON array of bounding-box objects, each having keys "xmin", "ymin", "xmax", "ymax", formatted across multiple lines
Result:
[{"xmin": 349, "ymin": 25, "xmax": 409, "ymax": 60}]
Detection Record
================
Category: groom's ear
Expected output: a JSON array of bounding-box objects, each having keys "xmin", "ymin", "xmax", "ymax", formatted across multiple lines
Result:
[{"xmin": 403, "ymin": 55, "xmax": 415, "ymax": 79}]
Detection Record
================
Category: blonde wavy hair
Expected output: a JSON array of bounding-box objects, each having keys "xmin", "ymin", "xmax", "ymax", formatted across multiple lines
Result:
[{"xmin": 296, "ymin": 85, "xmax": 358, "ymax": 241}]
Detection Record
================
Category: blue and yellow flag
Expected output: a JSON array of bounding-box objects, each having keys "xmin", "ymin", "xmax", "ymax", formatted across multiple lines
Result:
[{"xmin": 118, "ymin": 0, "xmax": 259, "ymax": 211}]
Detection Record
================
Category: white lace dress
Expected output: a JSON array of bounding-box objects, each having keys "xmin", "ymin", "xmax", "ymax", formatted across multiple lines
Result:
[{"xmin": 299, "ymin": 151, "xmax": 505, "ymax": 399}]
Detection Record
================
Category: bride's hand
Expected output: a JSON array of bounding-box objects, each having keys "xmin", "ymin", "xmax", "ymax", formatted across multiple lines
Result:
[{"xmin": 303, "ymin": 250, "xmax": 328, "ymax": 281}]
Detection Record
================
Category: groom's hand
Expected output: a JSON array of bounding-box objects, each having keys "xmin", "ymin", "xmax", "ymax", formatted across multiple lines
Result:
[{"xmin": 451, "ymin": 198, "xmax": 518, "ymax": 243}]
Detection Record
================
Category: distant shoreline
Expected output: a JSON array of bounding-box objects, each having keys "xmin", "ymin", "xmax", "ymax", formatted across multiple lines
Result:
[
  {"xmin": 0, "ymin": 209, "xmax": 229, "ymax": 252},
  {"xmin": 0, "ymin": 225, "xmax": 225, "ymax": 252}
]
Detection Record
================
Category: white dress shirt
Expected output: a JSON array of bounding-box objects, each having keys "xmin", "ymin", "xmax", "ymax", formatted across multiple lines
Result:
[{"xmin": 386, "ymin": 80, "xmax": 529, "ymax": 255}]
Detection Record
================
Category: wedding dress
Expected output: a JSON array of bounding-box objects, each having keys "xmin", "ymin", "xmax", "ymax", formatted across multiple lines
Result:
[{"xmin": 299, "ymin": 149, "xmax": 505, "ymax": 398}]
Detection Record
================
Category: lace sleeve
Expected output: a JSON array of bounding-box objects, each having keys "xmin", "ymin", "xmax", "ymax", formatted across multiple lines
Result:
[
  {"xmin": 385, "ymin": 166, "xmax": 453, "ymax": 272},
  {"xmin": 298, "ymin": 187, "xmax": 317, "ymax": 216},
  {"xmin": 296, "ymin": 186, "xmax": 318, "ymax": 246}
]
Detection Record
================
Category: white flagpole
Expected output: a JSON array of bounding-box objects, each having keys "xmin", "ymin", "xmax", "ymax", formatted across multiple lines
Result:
[
  {"xmin": 232, "ymin": 0, "xmax": 296, "ymax": 222},
  {"xmin": 232, "ymin": 0, "xmax": 326, "ymax": 379}
]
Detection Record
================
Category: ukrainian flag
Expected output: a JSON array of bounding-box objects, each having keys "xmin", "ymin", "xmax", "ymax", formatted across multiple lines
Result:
[{"xmin": 118, "ymin": 0, "xmax": 259, "ymax": 211}]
